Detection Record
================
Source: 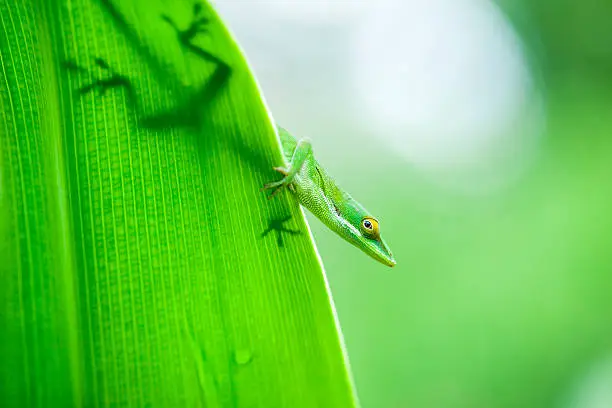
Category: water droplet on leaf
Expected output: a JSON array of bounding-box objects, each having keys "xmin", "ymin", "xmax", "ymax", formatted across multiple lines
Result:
[{"xmin": 234, "ymin": 349, "xmax": 252, "ymax": 365}]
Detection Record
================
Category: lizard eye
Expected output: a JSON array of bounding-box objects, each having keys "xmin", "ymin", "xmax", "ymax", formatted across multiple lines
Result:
[{"xmin": 361, "ymin": 217, "xmax": 380, "ymax": 238}]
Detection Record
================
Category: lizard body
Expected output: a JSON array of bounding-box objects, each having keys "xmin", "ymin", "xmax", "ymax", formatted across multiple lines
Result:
[{"xmin": 263, "ymin": 127, "xmax": 395, "ymax": 267}]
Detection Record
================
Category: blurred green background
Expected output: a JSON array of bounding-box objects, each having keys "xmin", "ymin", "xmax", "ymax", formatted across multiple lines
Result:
[{"xmin": 216, "ymin": 1, "xmax": 612, "ymax": 407}]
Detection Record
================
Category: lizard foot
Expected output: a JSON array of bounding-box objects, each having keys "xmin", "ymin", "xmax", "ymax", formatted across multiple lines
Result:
[{"xmin": 261, "ymin": 166, "xmax": 294, "ymax": 199}]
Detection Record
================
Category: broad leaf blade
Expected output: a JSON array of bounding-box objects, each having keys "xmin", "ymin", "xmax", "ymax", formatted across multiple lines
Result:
[{"xmin": 0, "ymin": 0, "xmax": 358, "ymax": 406}]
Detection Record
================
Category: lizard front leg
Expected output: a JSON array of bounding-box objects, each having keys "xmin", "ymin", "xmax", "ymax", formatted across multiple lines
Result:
[{"xmin": 262, "ymin": 138, "xmax": 312, "ymax": 199}]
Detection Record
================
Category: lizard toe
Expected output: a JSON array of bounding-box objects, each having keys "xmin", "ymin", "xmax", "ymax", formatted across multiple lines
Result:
[
  {"xmin": 268, "ymin": 185, "xmax": 285, "ymax": 199},
  {"xmin": 262, "ymin": 180, "xmax": 283, "ymax": 190},
  {"xmin": 273, "ymin": 166, "xmax": 289, "ymax": 176}
]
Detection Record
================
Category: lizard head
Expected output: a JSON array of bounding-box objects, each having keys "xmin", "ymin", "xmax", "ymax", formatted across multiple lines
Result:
[{"xmin": 334, "ymin": 199, "xmax": 396, "ymax": 267}]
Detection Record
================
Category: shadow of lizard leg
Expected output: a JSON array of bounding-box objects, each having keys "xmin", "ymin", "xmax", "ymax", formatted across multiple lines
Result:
[
  {"xmin": 63, "ymin": 57, "xmax": 135, "ymax": 100},
  {"xmin": 261, "ymin": 216, "xmax": 301, "ymax": 249}
]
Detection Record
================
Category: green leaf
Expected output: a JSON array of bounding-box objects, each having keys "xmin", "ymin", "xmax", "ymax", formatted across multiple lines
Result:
[{"xmin": 0, "ymin": 0, "xmax": 357, "ymax": 406}]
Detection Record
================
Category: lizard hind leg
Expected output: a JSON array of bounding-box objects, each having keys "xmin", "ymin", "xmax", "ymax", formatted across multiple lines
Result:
[{"xmin": 262, "ymin": 138, "xmax": 312, "ymax": 199}]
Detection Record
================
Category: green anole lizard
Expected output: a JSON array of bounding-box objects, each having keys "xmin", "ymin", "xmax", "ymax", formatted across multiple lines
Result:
[{"xmin": 263, "ymin": 126, "xmax": 396, "ymax": 267}]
